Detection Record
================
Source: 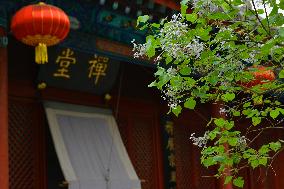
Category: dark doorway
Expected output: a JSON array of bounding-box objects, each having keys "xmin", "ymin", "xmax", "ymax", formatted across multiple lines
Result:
[{"xmin": 46, "ymin": 124, "xmax": 66, "ymax": 189}]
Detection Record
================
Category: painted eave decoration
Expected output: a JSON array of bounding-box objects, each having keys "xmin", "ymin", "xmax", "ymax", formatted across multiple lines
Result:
[{"xmin": 10, "ymin": 2, "xmax": 70, "ymax": 64}]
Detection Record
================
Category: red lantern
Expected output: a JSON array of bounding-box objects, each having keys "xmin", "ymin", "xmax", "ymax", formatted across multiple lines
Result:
[
  {"xmin": 11, "ymin": 2, "xmax": 70, "ymax": 64},
  {"xmin": 241, "ymin": 66, "xmax": 275, "ymax": 88}
]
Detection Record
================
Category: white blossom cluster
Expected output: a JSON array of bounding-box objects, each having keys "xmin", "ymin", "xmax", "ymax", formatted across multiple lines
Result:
[
  {"xmin": 253, "ymin": 0, "xmax": 264, "ymax": 8},
  {"xmin": 243, "ymin": 50, "xmax": 259, "ymax": 64},
  {"xmin": 167, "ymin": 67, "xmax": 178, "ymax": 76},
  {"xmin": 159, "ymin": 14, "xmax": 190, "ymax": 60},
  {"xmin": 184, "ymin": 39, "xmax": 205, "ymax": 59},
  {"xmin": 220, "ymin": 58, "xmax": 246, "ymax": 75},
  {"xmin": 191, "ymin": 0, "xmax": 220, "ymax": 15},
  {"xmin": 161, "ymin": 67, "xmax": 180, "ymax": 108},
  {"xmin": 160, "ymin": 14, "xmax": 188, "ymax": 42},
  {"xmin": 131, "ymin": 39, "xmax": 147, "ymax": 58},
  {"xmin": 219, "ymin": 107, "xmax": 228, "ymax": 115},
  {"xmin": 132, "ymin": 13, "xmax": 206, "ymax": 61},
  {"xmin": 236, "ymin": 135, "xmax": 247, "ymax": 151},
  {"xmin": 161, "ymin": 67, "xmax": 195, "ymax": 108},
  {"xmin": 190, "ymin": 131, "xmax": 210, "ymax": 148},
  {"xmin": 162, "ymin": 84, "xmax": 183, "ymax": 108},
  {"xmin": 218, "ymin": 27, "xmax": 234, "ymax": 33}
]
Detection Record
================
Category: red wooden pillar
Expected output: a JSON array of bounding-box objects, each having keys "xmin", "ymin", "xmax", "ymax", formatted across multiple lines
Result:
[
  {"xmin": 0, "ymin": 27, "xmax": 9, "ymax": 189},
  {"xmin": 212, "ymin": 103, "xmax": 233, "ymax": 189}
]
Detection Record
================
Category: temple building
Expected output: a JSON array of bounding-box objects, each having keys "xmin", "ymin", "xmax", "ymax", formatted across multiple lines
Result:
[{"xmin": 0, "ymin": 1, "xmax": 284, "ymax": 189}]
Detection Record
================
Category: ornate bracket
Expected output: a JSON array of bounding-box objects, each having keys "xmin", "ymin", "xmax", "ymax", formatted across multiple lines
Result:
[{"xmin": 0, "ymin": 36, "xmax": 8, "ymax": 47}]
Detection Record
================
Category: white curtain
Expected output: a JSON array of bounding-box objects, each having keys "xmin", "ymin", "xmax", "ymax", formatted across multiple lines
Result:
[{"xmin": 45, "ymin": 102, "xmax": 141, "ymax": 189}]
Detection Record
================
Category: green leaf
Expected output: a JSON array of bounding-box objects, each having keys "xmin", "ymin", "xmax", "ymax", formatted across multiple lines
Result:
[
  {"xmin": 165, "ymin": 55, "xmax": 173, "ymax": 64},
  {"xmin": 151, "ymin": 23, "xmax": 160, "ymax": 28},
  {"xmin": 228, "ymin": 138, "xmax": 238, "ymax": 146},
  {"xmin": 246, "ymin": 109, "xmax": 259, "ymax": 118},
  {"xmin": 253, "ymin": 95, "xmax": 263, "ymax": 105},
  {"xmin": 225, "ymin": 121, "xmax": 234, "ymax": 130},
  {"xmin": 148, "ymin": 81, "xmax": 156, "ymax": 87},
  {"xmin": 214, "ymin": 118, "xmax": 226, "ymax": 127},
  {"xmin": 181, "ymin": 0, "xmax": 190, "ymax": 5},
  {"xmin": 208, "ymin": 131, "xmax": 217, "ymax": 140},
  {"xmin": 243, "ymin": 149, "xmax": 257, "ymax": 159},
  {"xmin": 224, "ymin": 176, "xmax": 233, "ymax": 185},
  {"xmin": 172, "ymin": 105, "xmax": 182, "ymax": 117},
  {"xmin": 202, "ymin": 157, "xmax": 217, "ymax": 167},
  {"xmin": 280, "ymin": 0, "xmax": 284, "ymax": 9},
  {"xmin": 278, "ymin": 108, "xmax": 284, "ymax": 115},
  {"xmin": 154, "ymin": 67, "xmax": 165, "ymax": 76},
  {"xmin": 181, "ymin": 4, "xmax": 188, "ymax": 16},
  {"xmin": 259, "ymin": 145, "xmax": 270, "ymax": 155},
  {"xmin": 275, "ymin": 101, "xmax": 281, "ymax": 105},
  {"xmin": 208, "ymin": 74, "xmax": 219, "ymax": 86},
  {"xmin": 259, "ymin": 157, "xmax": 268, "ymax": 166},
  {"xmin": 252, "ymin": 117, "xmax": 261, "ymax": 126},
  {"xmin": 145, "ymin": 35, "xmax": 157, "ymax": 58},
  {"xmin": 243, "ymin": 102, "xmax": 251, "ymax": 108},
  {"xmin": 250, "ymin": 159, "xmax": 259, "ymax": 169},
  {"xmin": 184, "ymin": 98, "xmax": 196, "ymax": 110},
  {"xmin": 270, "ymin": 109, "xmax": 280, "ymax": 119},
  {"xmin": 222, "ymin": 93, "xmax": 235, "ymax": 102},
  {"xmin": 279, "ymin": 27, "xmax": 284, "ymax": 38},
  {"xmin": 180, "ymin": 66, "xmax": 191, "ymax": 75},
  {"xmin": 270, "ymin": 141, "xmax": 281, "ymax": 152},
  {"xmin": 137, "ymin": 15, "xmax": 149, "ymax": 26},
  {"xmin": 233, "ymin": 110, "xmax": 241, "ymax": 116},
  {"xmin": 213, "ymin": 155, "xmax": 225, "ymax": 162},
  {"xmin": 233, "ymin": 177, "xmax": 244, "ymax": 188},
  {"xmin": 185, "ymin": 77, "xmax": 196, "ymax": 86},
  {"xmin": 186, "ymin": 13, "xmax": 197, "ymax": 22},
  {"xmin": 279, "ymin": 69, "xmax": 284, "ymax": 78}
]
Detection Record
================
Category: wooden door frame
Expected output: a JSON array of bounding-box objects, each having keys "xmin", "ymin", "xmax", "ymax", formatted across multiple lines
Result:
[{"xmin": 9, "ymin": 80, "xmax": 165, "ymax": 189}]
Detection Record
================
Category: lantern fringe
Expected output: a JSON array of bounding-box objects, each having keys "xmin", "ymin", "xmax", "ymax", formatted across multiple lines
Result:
[{"xmin": 35, "ymin": 43, "xmax": 48, "ymax": 64}]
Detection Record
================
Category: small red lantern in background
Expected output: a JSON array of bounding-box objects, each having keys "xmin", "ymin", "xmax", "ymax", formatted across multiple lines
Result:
[
  {"xmin": 241, "ymin": 65, "xmax": 276, "ymax": 88},
  {"xmin": 11, "ymin": 2, "xmax": 70, "ymax": 64}
]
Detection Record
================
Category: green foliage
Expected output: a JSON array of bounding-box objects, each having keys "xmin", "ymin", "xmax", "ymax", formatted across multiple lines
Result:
[
  {"xmin": 279, "ymin": 70, "xmax": 284, "ymax": 78},
  {"xmin": 184, "ymin": 97, "xmax": 196, "ymax": 109},
  {"xmin": 136, "ymin": 15, "xmax": 149, "ymax": 26},
  {"xmin": 172, "ymin": 105, "xmax": 182, "ymax": 117},
  {"xmin": 224, "ymin": 176, "xmax": 233, "ymax": 185},
  {"xmin": 233, "ymin": 177, "xmax": 244, "ymax": 188},
  {"xmin": 133, "ymin": 0, "xmax": 284, "ymax": 187}
]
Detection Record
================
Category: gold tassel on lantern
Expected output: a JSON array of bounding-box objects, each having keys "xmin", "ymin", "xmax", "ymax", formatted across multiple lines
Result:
[{"xmin": 35, "ymin": 43, "xmax": 48, "ymax": 64}]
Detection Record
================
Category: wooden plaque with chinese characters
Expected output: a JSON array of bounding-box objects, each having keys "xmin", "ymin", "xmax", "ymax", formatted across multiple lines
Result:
[{"xmin": 38, "ymin": 46, "xmax": 120, "ymax": 95}]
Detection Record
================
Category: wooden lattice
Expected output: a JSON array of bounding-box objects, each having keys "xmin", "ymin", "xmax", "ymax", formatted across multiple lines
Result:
[
  {"xmin": 174, "ymin": 111, "xmax": 217, "ymax": 189},
  {"xmin": 117, "ymin": 114, "xmax": 157, "ymax": 189},
  {"xmin": 8, "ymin": 99, "xmax": 43, "ymax": 189},
  {"xmin": 174, "ymin": 123, "xmax": 195, "ymax": 189},
  {"xmin": 131, "ymin": 118, "xmax": 156, "ymax": 189}
]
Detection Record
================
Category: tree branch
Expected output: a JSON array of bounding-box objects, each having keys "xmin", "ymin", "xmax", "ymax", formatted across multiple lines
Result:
[
  {"xmin": 265, "ymin": 146, "xmax": 284, "ymax": 176},
  {"xmin": 250, "ymin": 0, "xmax": 271, "ymax": 36},
  {"xmin": 262, "ymin": 0, "xmax": 271, "ymax": 35},
  {"xmin": 248, "ymin": 127, "xmax": 284, "ymax": 134}
]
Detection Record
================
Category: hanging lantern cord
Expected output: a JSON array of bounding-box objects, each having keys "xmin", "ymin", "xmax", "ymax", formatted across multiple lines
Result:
[{"xmin": 35, "ymin": 43, "xmax": 48, "ymax": 64}]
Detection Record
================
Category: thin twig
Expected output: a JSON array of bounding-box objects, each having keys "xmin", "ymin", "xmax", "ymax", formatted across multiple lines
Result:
[
  {"xmin": 194, "ymin": 109, "xmax": 210, "ymax": 122},
  {"xmin": 223, "ymin": 0, "xmax": 234, "ymax": 9},
  {"xmin": 249, "ymin": 129, "xmax": 264, "ymax": 146},
  {"xmin": 222, "ymin": 39, "xmax": 284, "ymax": 47},
  {"xmin": 266, "ymin": 165, "xmax": 277, "ymax": 176},
  {"xmin": 201, "ymin": 175, "xmax": 217, "ymax": 178},
  {"xmin": 250, "ymin": 0, "xmax": 270, "ymax": 36},
  {"xmin": 265, "ymin": 146, "xmax": 284, "ymax": 176},
  {"xmin": 248, "ymin": 127, "xmax": 284, "ymax": 134},
  {"xmin": 262, "ymin": 0, "xmax": 271, "ymax": 35}
]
